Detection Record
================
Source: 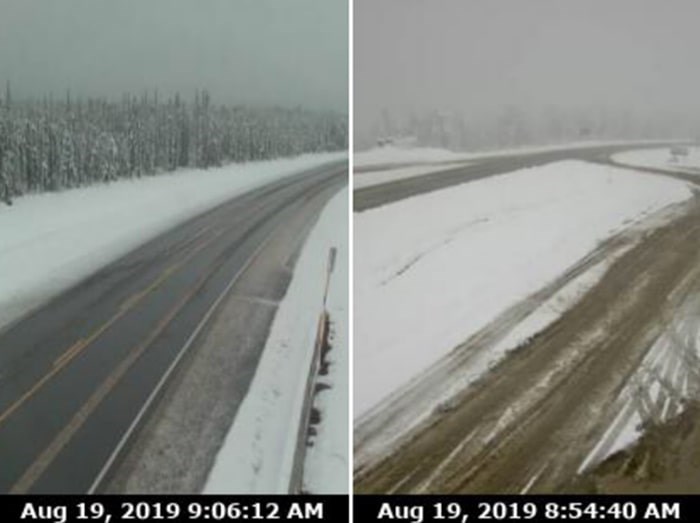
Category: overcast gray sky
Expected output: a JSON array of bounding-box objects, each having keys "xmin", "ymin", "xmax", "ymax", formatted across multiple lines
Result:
[
  {"xmin": 355, "ymin": 0, "xmax": 700, "ymax": 137},
  {"xmin": 0, "ymin": 0, "xmax": 347, "ymax": 112}
]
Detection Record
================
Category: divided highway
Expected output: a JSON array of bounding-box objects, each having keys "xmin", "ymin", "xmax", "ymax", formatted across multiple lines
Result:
[
  {"xmin": 0, "ymin": 161, "xmax": 347, "ymax": 493},
  {"xmin": 354, "ymin": 143, "xmax": 682, "ymax": 211},
  {"xmin": 354, "ymin": 144, "xmax": 700, "ymax": 493},
  {"xmin": 356, "ymin": 196, "xmax": 700, "ymax": 493}
]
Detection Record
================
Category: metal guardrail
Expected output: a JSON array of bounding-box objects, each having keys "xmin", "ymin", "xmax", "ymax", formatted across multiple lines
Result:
[{"xmin": 288, "ymin": 247, "xmax": 337, "ymax": 493}]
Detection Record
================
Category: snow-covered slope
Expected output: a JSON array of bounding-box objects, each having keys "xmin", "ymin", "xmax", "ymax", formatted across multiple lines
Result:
[
  {"xmin": 204, "ymin": 188, "xmax": 348, "ymax": 494},
  {"xmin": 302, "ymin": 190, "xmax": 349, "ymax": 494},
  {"xmin": 354, "ymin": 160, "xmax": 691, "ymax": 417},
  {"xmin": 0, "ymin": 153, "xmax": 345, "ymax": 331}
]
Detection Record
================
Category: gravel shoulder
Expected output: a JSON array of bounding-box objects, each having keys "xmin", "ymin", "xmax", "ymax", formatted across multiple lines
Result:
[{"xmin": 105, "ymin": 175, "xmax": 344, "ymax": 493}]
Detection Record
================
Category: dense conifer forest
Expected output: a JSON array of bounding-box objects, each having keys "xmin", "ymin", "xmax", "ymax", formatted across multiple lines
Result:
[{"xmin": 0, "ymin": 85, "xmax": 347, "ymax": 204}]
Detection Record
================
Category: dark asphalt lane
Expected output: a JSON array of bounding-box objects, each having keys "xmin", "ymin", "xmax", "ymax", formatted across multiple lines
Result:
[
  {"xmin": 603, "ymin": 158, "xmax": 700, "ymax": 186},
  {"xmin": 353, "ymin": 143, "xmax": 682, "ymax": 211},
  {"xmin": 0, "ymin": 161, "xmax": 347, "ymax": 493}
]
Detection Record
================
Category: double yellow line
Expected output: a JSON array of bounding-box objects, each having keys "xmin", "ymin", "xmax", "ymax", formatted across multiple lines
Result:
[{"xmin": 0, "ymin": 227, "xmax": 222, "ymax": 491}]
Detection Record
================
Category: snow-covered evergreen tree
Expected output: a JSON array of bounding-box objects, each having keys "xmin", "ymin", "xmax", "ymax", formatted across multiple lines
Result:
[{"xmin": 0, "ymin": 90, "xmax": 347, "ymax": 204}]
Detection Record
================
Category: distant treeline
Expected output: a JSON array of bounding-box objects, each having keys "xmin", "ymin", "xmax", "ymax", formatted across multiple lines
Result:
[
  {"xmin": 0, "ymin": 87, "xmax": 347, "ymax": 204},
  {"xmin": 359, "ymin": 105, "xmax": 698, "ymax": 151}
]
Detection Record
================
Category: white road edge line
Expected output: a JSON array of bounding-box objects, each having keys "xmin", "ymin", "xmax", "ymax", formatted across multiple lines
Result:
[
  {"xmin": 88, "ymin": 224, "xmax": 279, "ymax": 494},
  {"xmin": 519, "ymin": 462, "xmax": 548, "ymax": 494}
]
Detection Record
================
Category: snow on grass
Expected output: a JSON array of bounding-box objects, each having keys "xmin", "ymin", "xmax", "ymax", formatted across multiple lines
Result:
[
  {"xmin": 354, "ymin": 160, "xmax": 691, "ymax": 417},
  {"xmin": 613, "ymin": 146, "xmax": 700, "ymax": 174},
  {"xmin": 0, "ymin": 152, "xmax": 345, "ymax": 331},
  {"xmin": 203, "ymin": 188, "xmax": 348, "ymax": 494},
  {"xmin": 354, "ymin": 140, "xmax": 677, "ymax": 169}
]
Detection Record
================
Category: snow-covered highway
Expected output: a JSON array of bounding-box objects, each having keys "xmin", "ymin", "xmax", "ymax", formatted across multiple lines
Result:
[
  {"xmin": 353, "ymin": 142, "xmax": 678, "ymax": 212},
  {"xmin": 354, "ymin": 145, "xmax": 700, "ymax": 493},
  {"xmin": 0, "ymin": 160, "xmax": 347, "ymax": 493}
]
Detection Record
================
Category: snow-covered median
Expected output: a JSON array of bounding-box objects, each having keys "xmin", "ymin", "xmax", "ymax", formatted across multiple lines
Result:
[
  {"xmin": 354, "ymin": 160, "xmax": 691, "ymax": 417},
  {"xmin": 355, "ymin": 145, "xmax": 472, "ymax": 169},
  {"xmin": 613, "ymin": 146, "xmax": 700, "ymax": 174},
  {"xmin": 204, "ymin": 188, "xmax": 348, "ymax": 494},
  {"xmin": 0, "ymin": 153, "xmax": 345, "ymax": 331}
]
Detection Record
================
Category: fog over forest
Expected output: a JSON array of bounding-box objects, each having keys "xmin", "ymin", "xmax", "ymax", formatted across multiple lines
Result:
[
  {"xmin": 0, "ymin": 0, "xmax": 347, "ymax": 112},
  {"xmin": 0, "ymin": 0, "xmax": 348, "ymax": 204},
  {"xmin": 355, "ymin": 0, "xmax": 700, "ymax": 150}
]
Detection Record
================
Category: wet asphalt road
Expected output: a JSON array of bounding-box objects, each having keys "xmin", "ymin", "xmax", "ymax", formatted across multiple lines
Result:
[
  {"xmin": 353, "ymin": 143, "xmax": 680, "ymax": 212},
  {"xmin": 0, "ymin": 161, "xmax": 347, "ymax": 493}
]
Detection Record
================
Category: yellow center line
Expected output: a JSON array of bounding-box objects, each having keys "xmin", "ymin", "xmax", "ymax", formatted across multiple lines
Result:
[
  {"xmin": 10, "ymin": 252, "xmax": 219, "ymax": 494},
  {"xmin": 12, "ymin": 186, "xmax": 300, "ymax": 493},
  {"xmin": 0, "ymin": 229, "xmax": 222, "ymax": 429},
  {"xmin": 118, "ymin": 263, "xmax": 179, "ymax": 312},
  {"xmin": 52, "ymin": 339, "xmax": 87, "ymax": 368}
]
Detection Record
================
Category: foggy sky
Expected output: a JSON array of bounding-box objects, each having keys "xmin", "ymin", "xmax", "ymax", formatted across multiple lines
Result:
[
  {"xmin": 0, "ymin": 0, "xmax": 347, "ymax": 112},
  {"xmin": 356, "ymin": 0, "xmax": 700, "ymax": 138}
]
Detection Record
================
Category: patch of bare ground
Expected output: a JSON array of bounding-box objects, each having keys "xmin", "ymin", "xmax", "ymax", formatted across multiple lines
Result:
[{"xmin": 355, "ymin": 195, "xmax": 700, "ymax": 494}]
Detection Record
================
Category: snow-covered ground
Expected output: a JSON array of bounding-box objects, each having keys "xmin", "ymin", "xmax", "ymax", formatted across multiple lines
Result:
[
  {"xmin": 355, "ymin": 140, "xmax": 677, "ymax": 169},
  {"xmin": 0, "ymin": 153, "xmax": 345, "ymax": 332},
  {"xmin": 301, "ymin": 190, "xmax": 349, "ymax": 494},
  {"xmin": 354, "ymin": 160, "xmax": 691, "ymax": 417},
  {"xmin": 613, "ymin": 146, "xmax": 700, "ymax": 174},
  {"xmin": 204, "ymin": 188, "xmax": 348, "ymax": 494}
]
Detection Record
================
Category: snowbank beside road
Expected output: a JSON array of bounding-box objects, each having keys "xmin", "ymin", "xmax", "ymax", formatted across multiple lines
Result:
[
  {"xmin": 613, "ymin": 146, "xmax": 700, "ymax": 174},
  {"xmin": 0, "ymin": 153, "xmax": 345, "ymax": 331},
  {"xmin": 302, "ymin": 190, "xmax": 349, "ymax": 494},
  {"xmin": 204, "ymin": 188, "xmax": 348, "ymax": 494},
  {"xmin": 354, "ymin": 160, "xmax": 691, "ymax": 417}
]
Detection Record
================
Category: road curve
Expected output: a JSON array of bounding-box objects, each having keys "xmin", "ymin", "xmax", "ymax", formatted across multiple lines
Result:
[
  {"xmin": 355, "ymin": 198, "xmax": 700, "ymax": 493},
  {"xmin": 354, "ymin": 144, "xmax": 700, "ymax": 493},
  {"xmin": 0, "ymin": 161, "xmax": 347, "ymax": 493},
  {"xmin": 353, "ymin": 143, "xmax": 682, "ymax": 212}
]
